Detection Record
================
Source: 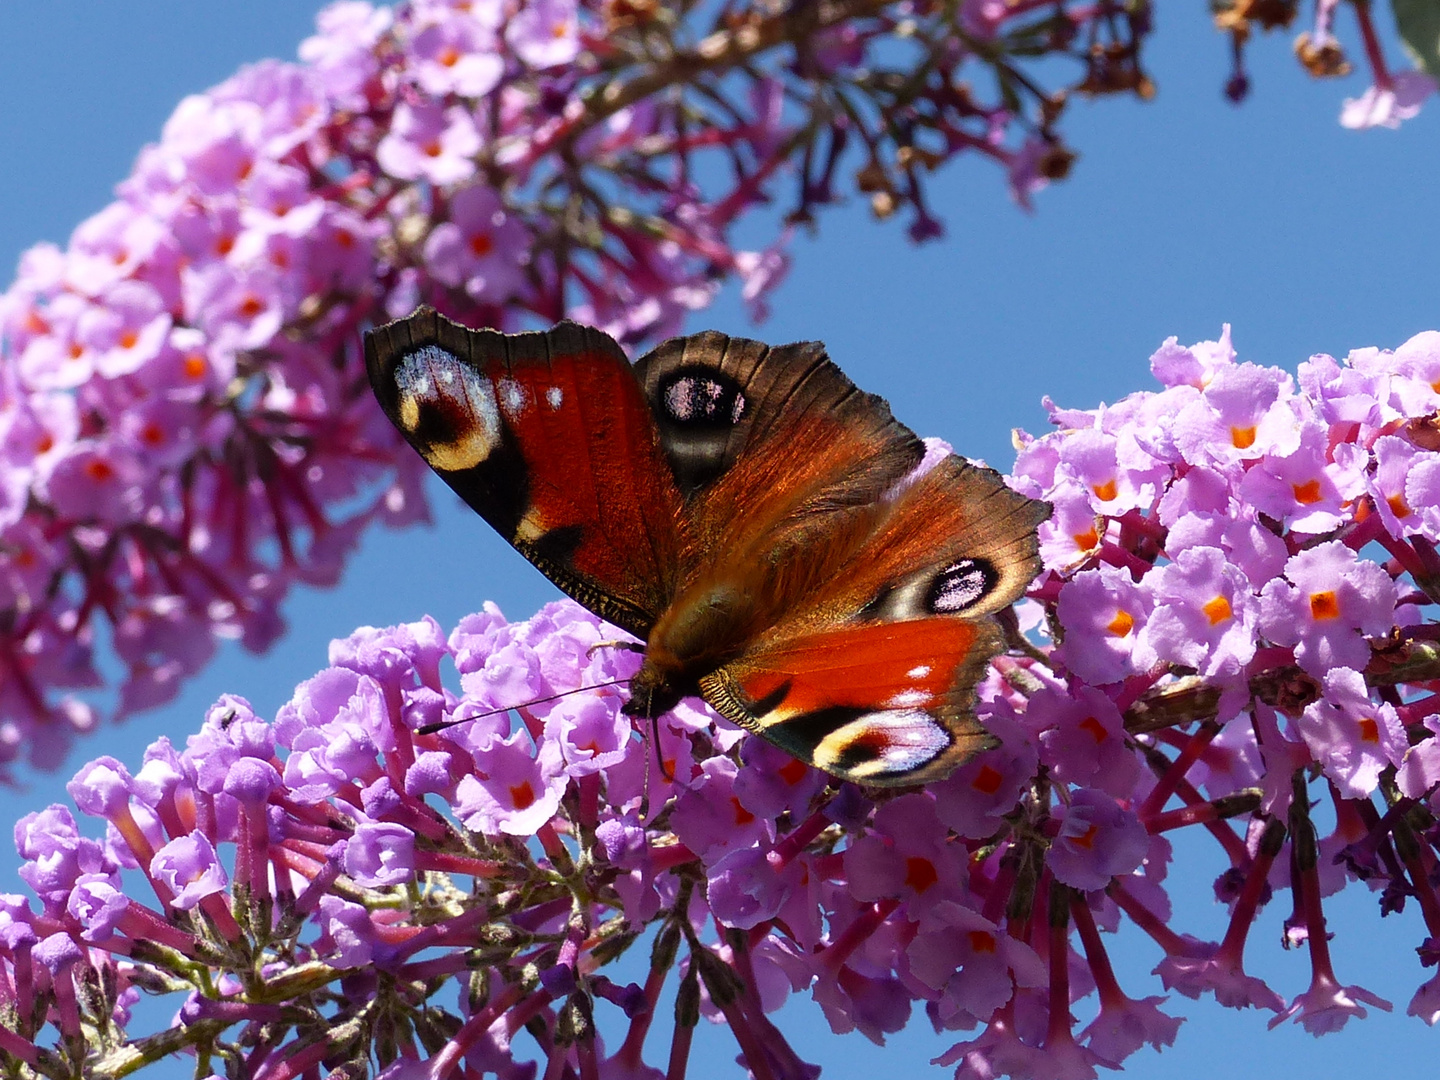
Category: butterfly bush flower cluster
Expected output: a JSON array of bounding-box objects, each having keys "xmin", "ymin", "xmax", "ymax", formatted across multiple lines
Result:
[
  {"xmin": 12, "ymin": 327, "xmax": 1440, "ymax": 1078},
  {"xmin": 1215, "ymin": 0, "xmax": 1438, "ymax": 125},
  {"xmin": 0, "ymin": 0, "xmax": 1158, "ymax": 774}
]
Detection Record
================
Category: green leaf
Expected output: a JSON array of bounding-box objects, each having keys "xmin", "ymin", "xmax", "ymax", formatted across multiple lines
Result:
[{"xmin": 1393, "ymin": 0, "xmax": 1440, "ymax": 78}]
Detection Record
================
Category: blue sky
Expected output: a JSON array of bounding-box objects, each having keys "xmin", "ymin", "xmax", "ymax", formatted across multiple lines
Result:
[{"xmin": 2, "ymin": 4, "xmax": 1439, "ymax": 1077}]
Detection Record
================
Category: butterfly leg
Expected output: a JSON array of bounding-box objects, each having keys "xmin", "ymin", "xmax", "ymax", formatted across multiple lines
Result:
[{"xmin": 586, "ymin": 639, "xmax": 646, "ymax": 660}]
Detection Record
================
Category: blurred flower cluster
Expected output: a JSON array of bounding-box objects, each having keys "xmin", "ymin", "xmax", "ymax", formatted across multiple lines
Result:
[
  {"xmin": 1215, "ymin": 0, "xmax": 1438, "ymax": 125},
  {"xmin": 0, "ymin": 0, "xmax": 1154, "ymax": 773},
  {"xmin": 10, "ymin": 326, "xmax": 1440, "ymax": 1078}
]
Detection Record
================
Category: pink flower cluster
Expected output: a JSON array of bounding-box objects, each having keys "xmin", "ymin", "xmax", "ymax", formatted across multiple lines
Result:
[
  {"xmin": 0, "ymin": 0, "xmax": 1165, "ymax": 775},
  {"xmin": 10, "ymin": 327, "xmax": 1440, "ymax": 1078},
  {"xmin": 1223, "ymin": 0, "xmax": 1438, "ymax": 126},
  {"xmin": 0, "ymin": 0, "xmax": 810, "ymax": 771}
]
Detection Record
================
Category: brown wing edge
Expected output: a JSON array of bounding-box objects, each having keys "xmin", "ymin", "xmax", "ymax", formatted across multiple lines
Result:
[{"xmin": 633, "ymin": 330, "xmax": 925, "ymax": 500}]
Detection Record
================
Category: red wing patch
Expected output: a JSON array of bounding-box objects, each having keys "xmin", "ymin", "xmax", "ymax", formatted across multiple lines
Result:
[
  {"xmin": 366, "ymin": 308, "xmax": 686, "ymax": 637},
  {"xmin": 701, "ymin": 618, "xmax": 1003, "ymax": 786}
]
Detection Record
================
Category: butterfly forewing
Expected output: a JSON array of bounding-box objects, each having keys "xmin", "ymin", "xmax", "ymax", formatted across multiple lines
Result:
[{"xmin": 365, "ymin": 307, "xmax": 685, "ymax": 638}]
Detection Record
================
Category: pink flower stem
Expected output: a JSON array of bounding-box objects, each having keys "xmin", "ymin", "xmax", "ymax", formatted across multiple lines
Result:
[
  {"xmin": 1215, "ymin": 817, "xmax": 1285, "ymax": 965},
  {"xmin": 1070, "ymin": 895, "xmax": 1125, "ymax": 1007},
  {"xmin": 819, "ymin": 898, "xmax": 900, "ymax": 970},
  {"xmin": 666, "ymin": 965, "xmax": 700, "ymax": 1080},
  {"xmin": 577, "ymin": 773, "xmax": 601, "ymax": 829},
  {"xmin": 1154, "ymin": 772, "xmax": 1253, "ymax": 865},
  {"xmin": 537, "ymin": 822, "xmax": 568, "ymax": 864},
  {"xmin": 577, "ymin": 1028, "xmax": 600, "ymax": 1080},
  {"xmin": 1111, "ymin": 879, "xmax": 1209, "ymax": 958},
  {"xmin": 503, "ymin": 987, "xmax": 560, "ymax": 1037},
  {"xmin": 614, "ymin": 956, "xmax": 670, "ymax": 1068},
  {"xmin": 414, "ymin": 851, "xmax": 505, "ymax": 878},
  {"xmin": 254, "ymin": 1036, "xmax": 332, "ymax": 1080},
  {"xmin": 1351, "ymin": 0, "xmax": 1393, "ymax": 89},
  {"xmin": 773, "ymin": 809, "xmax": 830, "ymax": 863},
  {"xmin": 977, "ymin": 853, "xmax": 1017, "ymax": 925},
  {"xmin": 1097, "ymin": 540, "xmax": 1154, "ymax": 577},
  {"xmin": 649, "ymin": 841, "xmax": 700, "ymax": 873},
  {"xmin": 48, "ymin": 964, "xmax": 82, "ymax": 1041},
  {"xmin": 0, "ymin": 1024, "xmax": 40, "ymax": 1067},
  {"xmin": 1397, "ymin": 694, "xmax": 1440, "ymax": 725},
  {"xmin": 1042, "ymin": 881, "xmax": 1079, "ymax": 1052},
  {"xmin": 1391, "ymin": 814, "xmax": 1440, "ymax": 938},
  {"xmin": 1114, "ymin": 662, "xmax": 1174, "ymax": 712},
  {"xmin": 431, "ymin": 982, "xmax": 528, "ymax": 1080},
  {"xmin": 1289, "ymin": 773, "xmax": 1343, "ymax": 990},
  {"xmin": 1139, "ymin": 720, "xmax": 1220, "ymax": 819}
]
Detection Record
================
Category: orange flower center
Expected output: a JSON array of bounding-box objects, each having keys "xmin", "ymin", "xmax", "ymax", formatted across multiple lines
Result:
[
  {"xmin": 1078, "ymin": 716, "xmax": 1108, "ymax": 744},
  {"xmin": 1230, "ymin": 425, "xmax": 1257, "ymax": 449},
  {"xmin": 1202, "ymin": 595, "xmax": 1232, "ymax": 625},
  {"xmin": 1291, "ymin": 478, "xmax": 1322, "ymax": 504},
  {"xmin": 904, "ymin": 856, "xmax": 938, "ymax": 893},
  {"xmin": 1309, "ymin": 591, "xmax": 1340, "ymax": 620},
  {"xmin": 1107, "ymin": 610, "xmax": 1134, "ymax": 636},
  {"xmin": 971, "ymin": 764, "xmax": 1004, "ymax": 795},
  {"xmin": 778, "ymin": 758, "xmax": 809, "ymax": 785},
  {"xmin": 731, "ymin": 797, "xmax": 755, "ymax": 826},
  {"xmin": 509, "ymin": 780, "xmax": 536, "ymax": 810},
  {"xmin": 968, "ymin": 930, "xmax": 998, "ymax": 953}
]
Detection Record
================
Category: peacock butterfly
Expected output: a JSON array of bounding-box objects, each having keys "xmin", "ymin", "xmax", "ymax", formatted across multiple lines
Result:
[{"xmin": 364, "ymin": 307, "xmax": 1049, "ymax": 787}]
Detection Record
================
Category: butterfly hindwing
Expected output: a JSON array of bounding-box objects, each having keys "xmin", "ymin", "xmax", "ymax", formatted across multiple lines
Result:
[
  {"xmin": 365, "ymin": 307, "xmax": 685, "ymax": 638},
  {"xmin": 700, "ymin": 453, "xmax": 1049, "ymax": 786},
  {"xmin": 701, "ymin": 617, "xmax": 1002, "ymax": 786}
]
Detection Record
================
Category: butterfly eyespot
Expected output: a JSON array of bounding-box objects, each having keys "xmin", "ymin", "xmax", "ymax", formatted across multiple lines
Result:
[
  {"xmin": 394, "ymin": 345, "xmax": 502, "ymax": 471},
  {"xmin": 659, "ymin": 366, "xmax": 747, "ymax": 428},
  {"xmin": 817, "ymin": 708, "xmax": 951, "ymax": 778},
  {"xmin": 926, "ymin": 558, "xmax": 996, "ymax": 615}
]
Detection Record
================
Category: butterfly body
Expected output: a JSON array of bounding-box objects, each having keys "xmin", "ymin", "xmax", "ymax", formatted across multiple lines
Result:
[{"xmin": 365, "ymin": 307, "xmax": 1049, "ymax": 786}]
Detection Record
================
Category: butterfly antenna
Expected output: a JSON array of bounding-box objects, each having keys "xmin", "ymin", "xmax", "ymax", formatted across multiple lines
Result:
[{"xmin": 415, "ymin": 678, "xmax": 631, "ymax": 735}]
